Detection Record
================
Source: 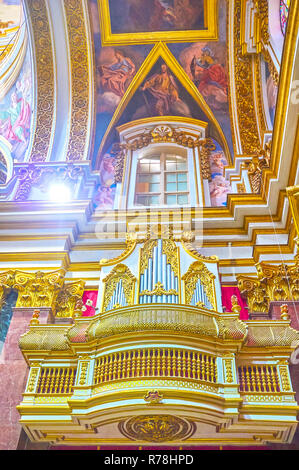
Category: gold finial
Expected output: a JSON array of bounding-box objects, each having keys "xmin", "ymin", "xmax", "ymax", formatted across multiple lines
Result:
[
  {"xmin": 30, "ymin": 309, "xmax": 40, "ymax": 326},
  {"xmin": 231, "ymin": 295, "xmax": 242, "ymax": 315},
  {"xmin": 280, "ymin": 304, "xmax": 290, "ymax": 321}
]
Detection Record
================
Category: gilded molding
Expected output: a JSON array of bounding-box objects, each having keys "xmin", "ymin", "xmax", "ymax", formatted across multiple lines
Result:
[
  {"xmin": 27, "ymin": 0, "xmax": 55, "ymax": 162},
  {"xmin": 99, "ymin": 233, "xmax": 138, "ymax": 267},
  {"xmin": 140, "ymin": 282, "xmax": 178, "ymax": 297},
  {"xmin": 181, "ymin": 231, "xmax": 219, "ymax": 263},
  {"xmin": 234, "ymin": 0, "xmax": 260, "ymax": 154},
  {"xmin": 14, "ymin": 163, "xmax": 83, "ymax": 201},
  {"xmin": 64, "ymin": 0, "xmax": 91, "ymax": 161},
  {"xmin": 139, "ymin": 239, "xmax": 158, "ymax": 276},
  {"xmin": 242, "ymin": 141, "xmax": 271, "ymax": 194},
  {"xmin": 287, "ymin": 185, "xmax": 299, "ymax": 238}
]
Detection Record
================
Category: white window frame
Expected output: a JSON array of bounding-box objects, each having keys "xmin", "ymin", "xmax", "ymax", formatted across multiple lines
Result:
[{"xmin": 127, "ymin": 144, "xmax": 199, "ymax": 209}]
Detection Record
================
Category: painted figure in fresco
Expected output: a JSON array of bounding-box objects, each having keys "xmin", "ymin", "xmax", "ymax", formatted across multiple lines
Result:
[
  {"xmin": 98, "ymin": 50, "xmax": 136, "ymax": 98},
  {"xmin": 210, "ymin": 151, "xmax": 226, "ymax": 175},
  {"xmin": 93, "ymin": 186, "xmax": 115, "ymax": 209},
  {"xmin": 190, "ymin": 46, "xmax": 228, "ymax": 111},
  {"xmin": 99, "ymin": 153, "xmax": 115, "ymax": 187},
  {"xmin": 141, "ymin": 64, "xmax": 181, "ymax": 116},
  {"xmin": 208, "ymin": 149, "xmax": 231, "ymax": 207},
  {"xmin": 0, "ymin": 65, "xmax": 31, "ymax": 161},
  {"xmin": 209, "ymin": 175, "xmax": 231, "ymax": 207}
]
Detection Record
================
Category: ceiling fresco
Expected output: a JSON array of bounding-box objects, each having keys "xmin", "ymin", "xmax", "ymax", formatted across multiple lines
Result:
[
  {"xmin": 98, "ymin": 0, "xmax": 218, "ymax": 45},
  {"xmin": 0, "ymin": 0, "xmax": 33, "ymax": 167},
  {"xmin": 0, "ymin": 50, "xmax": 32, "ymax": 162},
  {"xmin": 89, "ymin": 0, "xmax": 234, "ymax": 209},
  {"xmin": 107, "ymin": 0, "xmax": 206, "ymax": 34}
]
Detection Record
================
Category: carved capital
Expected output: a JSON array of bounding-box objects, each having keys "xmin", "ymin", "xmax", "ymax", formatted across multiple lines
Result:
[
  {"xmin": 55, "ymin": 280, "xmax": 85, "ymax": 318},
  {"xmin": 13, "ymin": 269, "xmax": 65, "ymax": 309},
  {"xmin": 0, "ymin": 270, "xmax": 15, "ymax": 309}
]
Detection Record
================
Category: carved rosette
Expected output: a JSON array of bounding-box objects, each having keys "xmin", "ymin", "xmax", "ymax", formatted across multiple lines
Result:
[{"xmin": 118, "ymin": 415, "xmax": 196, "ymax": 443}]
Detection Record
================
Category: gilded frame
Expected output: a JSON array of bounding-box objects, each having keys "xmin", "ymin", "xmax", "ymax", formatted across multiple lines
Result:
[
  {"xmin": 98, "ymin": 0, "xmax": 218, "ymax": 45},
  {"xmin": 287, "ymin": 186, "xmax": 299, "ymax": 238}
]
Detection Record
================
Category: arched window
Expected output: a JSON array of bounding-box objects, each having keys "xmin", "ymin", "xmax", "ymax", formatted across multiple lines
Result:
[
  {"xmin": 0, "ymin": 153, "xmax": 8, "ymax": 184},
  {"xmin": 280, "ymin": 0, "xmax": 290, "ymax": 36},
  {"xmin": 135, "ymin": 151, "xmax": 189, "ymax": 207}
]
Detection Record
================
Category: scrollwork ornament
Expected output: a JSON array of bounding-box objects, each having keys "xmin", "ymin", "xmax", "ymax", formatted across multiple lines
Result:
[
  {"xmin": 102, "ymin": 264, "xmax": 136, "ymax": 311},
  {"xmin": 234, "ymin": 0, "xmax": 260, "ymax": 154},
  {"xmin": 64, "ymin": 0, "xmax": 90, "ymax": 161},
  {"xmin": 55, "ymin": 280, "xmax": 85, "ymax": 318},
  {"xmin": 27, "ymin": 0, "xmax": 55, "ymax": 162},
  {"xmin": 182, "ymin": 261, "xmax": 216, "ymax": 309}
]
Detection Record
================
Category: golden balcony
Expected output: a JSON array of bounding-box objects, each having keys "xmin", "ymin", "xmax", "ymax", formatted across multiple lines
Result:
[{"xmin": 17, "ymin": 303, "xmax": 299, "ymax": 447}]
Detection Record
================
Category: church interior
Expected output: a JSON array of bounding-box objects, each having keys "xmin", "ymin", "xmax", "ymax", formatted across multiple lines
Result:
[{"xmin": 1, "ymin": 0, "xmax": 299, "ymax": 450}]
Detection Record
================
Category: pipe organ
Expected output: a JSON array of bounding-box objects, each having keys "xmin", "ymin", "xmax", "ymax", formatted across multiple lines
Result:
[
  {"xmin": 16, "ymin": 232, "xmax": 299, "ymax": 447},
  {"xmin": 98, "ymin": 236, "xmax": 221, "ymax": 312}
]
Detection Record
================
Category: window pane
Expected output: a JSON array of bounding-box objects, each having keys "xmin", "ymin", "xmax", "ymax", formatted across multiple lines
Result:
[
  {"xmin": 138, "ymin": 174, "xmax": 159, "ymax": 183},
  {"xmin": 177, "ymin": 172, "xmax": 187, "ymax": 182},
  {"xmin": 178, "ymin": 182, "xmax": 188, "ymax": 192},
  {"xmin": 178, "ymin": 194, "xmax": 188, "ymax": 204},
  {"xmin": 176, "ymin": 160, "xmax": 187, "ymax": 170},
  {"xmin": 139, "ymin": 164, "xmax": 149, "ymax": 173},
  {"xmin": 136, "ymin": 195, "xmax": 159, "ymax": 206},
  {"xmin": 149, "ymin": 164, "xmax": 160, "ymax": 173},
  {"xmin": 166, "ymin": 173, "xmax": 176, "ymax": 183},
  {"xmin": 166, "ymin": 182, "xmax": 177, "ymax": 192},
  {"xmin": 149, "ymin": 183, "xmax": 160, "ymax": 192},
  {"xmin": 166, "ymin": 195, "xmax": 177, "ymax": 205},
  {"xmin": 149, "ymin": 196, "xmax": 159, "ymax": 205},
  {"xmin": 165, "ymin": 162, "xmax": 176, "ymax": 171}
]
